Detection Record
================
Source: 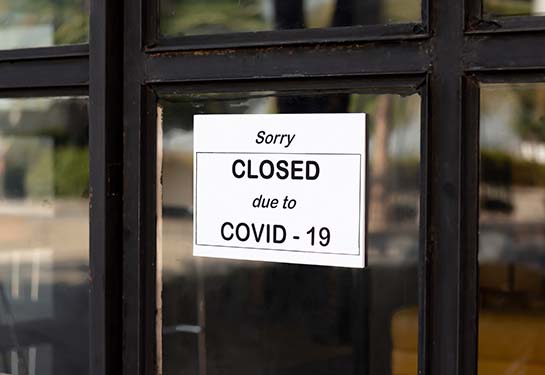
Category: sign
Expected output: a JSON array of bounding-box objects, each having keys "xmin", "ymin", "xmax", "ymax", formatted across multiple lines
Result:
[{"xmin": 193, "ymin": 113, "xmax": 366, "ymax": 268}]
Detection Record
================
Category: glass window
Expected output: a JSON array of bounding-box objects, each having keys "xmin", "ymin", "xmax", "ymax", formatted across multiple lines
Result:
[
  {"xmin": 158, "ymin": 90, "xmax": 421, "ymax": 375},
  {"xmin": 483, "ymin": 0, "xmax": 545, "ymax": 17},
  {"xmin": 0, "ymin": 97, "xmax": 89, "ymax": 375},
  {"xmin": 479, "ymin": 83, "xmax": 545, "ymax": 374},
  {"xmin": 159, "ymin": 0, "xmax": 421, "ymax": 38},
  {"xmin": 0, "ymin": 0, "xmax": 89, "ymax": 50}
]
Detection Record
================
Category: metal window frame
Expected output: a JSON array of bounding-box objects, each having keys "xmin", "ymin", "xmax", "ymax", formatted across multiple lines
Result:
[
  {"xmin": 0, "ymin": 1, "xmax": 123, "ymax": 375},
  {"xmin": 0, "ymin": 0, "xmax": 544, "ymax": 374},
  {"xmin": 123, "ymin": 1, "xmax": 545, "ymax": 375}
]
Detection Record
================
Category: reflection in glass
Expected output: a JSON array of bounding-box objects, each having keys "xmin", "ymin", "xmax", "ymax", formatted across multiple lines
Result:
[
  {"xmin": 479, "ymin": 84, "xmax": 545, "ymax": 374},
  {"xmin": 158, "ymin": 91, "xmax": 421, "ymax": 375},
  {"xmin": 484, "ymin": 0, "xmax": 545, "ymax": 17},
  {"xmin": 160, "ymin": 0, "xmax": 421, "ymax": 37},
  {"xmin": 0, "ymin": 0, "xmax": 89, "ymax": 50},
  {"xmin": 0, "ymin": 98, "xmax": 89, "ymax": 375}
]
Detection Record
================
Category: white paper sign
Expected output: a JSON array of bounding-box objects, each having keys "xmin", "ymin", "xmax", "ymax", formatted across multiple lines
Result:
[{"xmin": 193, "ymin": 113, "xmax": 366, "ymax": 268}]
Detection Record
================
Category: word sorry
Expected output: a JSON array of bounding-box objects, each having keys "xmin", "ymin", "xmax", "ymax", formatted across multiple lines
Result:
[{"xmin": 255, "ymin": 131, "xmax": 295, "ymax": 148}]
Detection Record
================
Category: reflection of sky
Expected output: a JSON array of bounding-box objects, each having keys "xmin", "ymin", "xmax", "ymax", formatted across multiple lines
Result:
[
  {"xmin": 164, "ymin": 128, "xmax": 193, "ymax": 153},
  {"xmin": 480, "ymin": 99, "xmax": 520, "ymax": 154},
  {"xmin": 0, "ymin": 98, "xmax": 53, "ymax": 114},
  {"xmin": 480, "ymin": 229, "xmax": 545, "ymax": 270},
  {"xmin": 0, "ymin": 24, "xmax": 53, "ymax": 50},
  {"xmin": 535, "ymin": 0, "xmax": 545, "ymax": 12},
  {"xmin": 387, "ymin": 106, "xmax": 420, "ymax": 158}
]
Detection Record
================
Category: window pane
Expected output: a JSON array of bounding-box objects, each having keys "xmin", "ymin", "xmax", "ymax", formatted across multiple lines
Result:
[
  {"xmin": 0, "ymin": 97, "xmax": 89, "ymax": 375},
  {"xmin": 160, "ymin": 0, "xmax": 421, "ymax": 38},
  {"xmin": 159, "ymin": 90, "xmax": 421, "ymax": 375},
  {"xmin": 484, "ymin": 0, "xmax": 545, "ymax": 17},
  {"xmin": 479, "ymin": 83, "xmax": 545, "ymax": 374},
  {"xmin": 0, "ymin": 0, "xmax": 89, "ymax": 50}
]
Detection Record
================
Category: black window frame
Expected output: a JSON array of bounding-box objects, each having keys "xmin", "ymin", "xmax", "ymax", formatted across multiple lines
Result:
[
  {"xmin": 0, "ymin": 1, "xmax": 123, "ymax": 374},
  {"xmin": 0, "ymin": 0, "xmax": 544, "ymax": 374}
]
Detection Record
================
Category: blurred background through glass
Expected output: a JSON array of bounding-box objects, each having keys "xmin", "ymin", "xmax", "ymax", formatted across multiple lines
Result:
[
  {"xmin": 484, "ymin": 0, "xmax": 545, "ymax": 17},
  {"xmin": 478, "ymin": 83, "xmax": 545, "ymax": 374},
  {"xmin": 160, "ymin": 0, "xmax": 421, "ymax": 38},
  {"xmin": 0, "ymin": 97, "xmax": 89, "ymax": 375},
  {"xmin": 0, "ymin": 0, "xmax": 89, "ymax": 50},
  {"xmin": 158, "ymin": 90, "xmax": 421, "ymax": 375}
]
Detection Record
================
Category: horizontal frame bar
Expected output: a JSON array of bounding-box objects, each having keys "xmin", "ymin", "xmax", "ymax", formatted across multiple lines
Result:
[
  {"xmin": 0, "ymin": 44, "xmax": 88, "ymax": 62},
  {"xmin": 152, "ymin": 74, "xmax": 426, "ymax": 97},
  {"xmin": 145, "ymin": 40, "xmax": 431, "ymax": 83},
  {"xmin": 0, "ymin": 56, "xmax": 89, "ymax": 89},
  {"xmin": 464, "ymin": 31, "xmax": 545, "ymax": 71},
  {"xmin": 467, "ymin": 14, "xmax": 545, "ymax": 33},
  {"xmin": 468, "ymin": 69, "xmax": 545, "ymax": 83},
  {"xmin": 149, "ymin": 23, "xmax": 427, "ymax": 52},
  {"xmin": 0, "ymin": 86, "xmax": 87, "ymax": 99}
]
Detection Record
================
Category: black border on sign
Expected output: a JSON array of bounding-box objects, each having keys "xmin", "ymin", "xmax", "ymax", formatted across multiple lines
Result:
[{"xmin": 194, "ymin": 151, "xmax": 363, "ymax": 256}]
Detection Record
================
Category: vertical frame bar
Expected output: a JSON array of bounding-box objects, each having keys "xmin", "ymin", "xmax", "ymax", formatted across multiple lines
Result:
[
  {"xmin": 418, "ymin": 78, "xmax": 431, "ymax": 375},
  {"xmin": 465, "ymin": 0, "xmax": 483, "ymax": 30},
  {"xmin": 427, "ymin": 0, "xmax": 466, "ymax": 373},
  {"xmin": 123, "ymin": 82, "xmax": 158, "ymax": 375},
  {"xmin": 89, "ymin": 0, "xmax": 124, "ymax": 373},
  {"xmin": 124, "ymin": 0, "xmax": 159, "ymax": 373},
  {"xmin": 460, "ymin": 75, "xmax": 480, "ymax": 375},
  {"xmin": 421, "ymin": 0, "xmax": 431, "ymax": 33},
  {"xmin": 145, "ymin": 0, "xmax": 160, "ymax": 48}
]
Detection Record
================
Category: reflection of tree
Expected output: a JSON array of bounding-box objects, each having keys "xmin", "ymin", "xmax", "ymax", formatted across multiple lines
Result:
[
  {"xmin": 0, "ymin": 99, "xmax": 89, "ymax": 199},
  {"xmin": 514, "ymin": 87, "xmax": 545, "ymax": 142}
]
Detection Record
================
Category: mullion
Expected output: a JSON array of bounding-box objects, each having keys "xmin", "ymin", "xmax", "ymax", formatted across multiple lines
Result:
[
  {"xmin": 89, "ymin": 0, "xmax": 124, "ymax": 375},
  {"xmin": 427, "ymin": 0, "xmax": 469, "ymax": 373},
  {"xmin": 123, "ymin": 1, "xmax": 157, "ymax": 375},
  {"xmin": 122, "ymin": 84, "xmax": 158, "ymax": 375}
]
